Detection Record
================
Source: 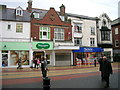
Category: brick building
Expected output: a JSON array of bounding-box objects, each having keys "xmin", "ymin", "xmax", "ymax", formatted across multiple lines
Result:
[{"xmin": 111, "ymin": 18, "xmax": 120, "ymax": 62}]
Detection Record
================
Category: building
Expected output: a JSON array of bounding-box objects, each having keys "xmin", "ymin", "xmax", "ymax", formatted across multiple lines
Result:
[
  {"xmin": 0, "ymin": 5, "xmax": 31, "ymax": 67},
  {"xmin": 67, "ymin": 13, "xmax": 103, "ymax": 65},
  {"xmin": 28, "ymin": 1, "xmax": 79, "ymax": 66},
  {"xmin": 111, "ymin": 18, "xmax": 120, "ymax": 62},
  {"xmin": 97, "ymin": 13, "xmax": 113, "ymax": 62}
]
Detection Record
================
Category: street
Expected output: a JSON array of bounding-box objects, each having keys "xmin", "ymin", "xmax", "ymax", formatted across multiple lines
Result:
[{"xmin": 1, "ymin": 63, "xmax": 120, "ymax": 89}]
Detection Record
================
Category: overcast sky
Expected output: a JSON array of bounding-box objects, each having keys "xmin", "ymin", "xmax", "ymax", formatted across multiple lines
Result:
[{"xmin": 0, "ymin": 0, "xmax": 119, "ymax": 20}]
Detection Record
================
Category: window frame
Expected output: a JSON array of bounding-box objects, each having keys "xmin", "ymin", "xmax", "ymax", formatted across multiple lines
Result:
[
  {"xmin": 16, "ymin": 23, "xmax": 23, "ymax": 33},
  {"xmin": 74, "ymin": 23, "xmax": 82, "ymax": 33},
  {"xmin": 74, "ymin": 38, "xmax": 82, "ymax": 46},
  {"xmin": 90, "ymin": 38, "xmax": 95, "ymax": 46},
  {"xmin": 90, "ymin": 27, "xmax": 95, "ymax": 35},
  {"xmin": 115, "ymin": 40, "xmax": 119, "ymax": 47},
  {"xmin": 39, "ymin": 26, "xmax": 50, "ymax": 40},
  {"xmin": 101, "ymin": 31, "xmax": 110, "ymax": 41},
  {"xmin": 54, "ymin": 28, "xmax": 64, "ymax": 41},
  {"xmin": 115, "ymin": 28, "xmax": 118, "ymax": 35}
]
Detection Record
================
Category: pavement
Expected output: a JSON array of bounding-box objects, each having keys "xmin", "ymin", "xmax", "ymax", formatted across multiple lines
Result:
[{"xmin": 1, "ymin": 62, "xmax": 120, "ymax": 89}]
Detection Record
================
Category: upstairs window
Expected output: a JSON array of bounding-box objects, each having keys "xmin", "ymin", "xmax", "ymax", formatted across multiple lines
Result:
[
  {"xmin": 74, "ymin": 38, "xmax": 82, "ymax": 46},
  {"xmin": 101, "ymin": 31, "xmax": 110, "ymax": 41},
  {"xmin": 74, "ymin": 23, "xmax": 82, "ymax": 33},
  {"xmin": 33, "ymin": 12, "xmax": 40, "ymax": 19},
  {"xmin": 90, "ymin": 38, "xmax": 95, "ymax": 46},
  {"xmin": 40, "ymin": 27, "xmax": 50, "ymax": 40},
  {"xmin": 115, "ymin": 28, "xmax": 118, "ymax": 35},
  {"xmin": 90, "ymin": 27, "xmax": 95, "ymax": 35},
  {"xmin": 115, "ymin": 40, "xmax": 119, "ymax": 47},
  {"xmin": 7, "ymin": 24, "xmax": 11, "ymax": 30},
  {"xmin": 54, "ymin": 28, "xmax": 64, "ymax": 40},
  {"xmin": 16, "ymin": 23, "xmax": 23, "ymax": 33}
]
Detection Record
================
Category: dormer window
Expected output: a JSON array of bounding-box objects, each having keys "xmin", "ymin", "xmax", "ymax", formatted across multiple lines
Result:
[
  {"xmin": 16, "ymin": 6, "xmax": 23, "ymax": 16},
  {"xmin": 102, "ymin": 19, "xmax": 107, "ymax": 26},
  {"xmin": 32, "ymin": 12, "xmax": 40, "ymax": 19}
]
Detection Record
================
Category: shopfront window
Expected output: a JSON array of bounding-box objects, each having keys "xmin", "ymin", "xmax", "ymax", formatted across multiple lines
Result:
[
  {"xmin": 10, "ymin": 51, "xmax": 29, "ymax": 66},
  {"xmin": 2, "ymin": 51, "xmax": 8, "ymax": 67}
]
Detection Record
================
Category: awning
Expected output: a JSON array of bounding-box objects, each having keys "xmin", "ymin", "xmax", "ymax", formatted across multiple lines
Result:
[{"xmin": 73, "ymin": 47, "xmax": 104, "ymax": 52}]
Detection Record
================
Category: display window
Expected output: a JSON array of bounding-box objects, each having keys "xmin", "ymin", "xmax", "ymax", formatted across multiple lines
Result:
[{"xmin": 10, "ymin": 51, "xmax": 29, "ymax": 66}]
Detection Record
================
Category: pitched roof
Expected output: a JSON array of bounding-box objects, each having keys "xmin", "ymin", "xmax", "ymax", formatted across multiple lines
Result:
[{"xmin": 0, "ymin": 5, "xmax": 30, "ymax": 22}]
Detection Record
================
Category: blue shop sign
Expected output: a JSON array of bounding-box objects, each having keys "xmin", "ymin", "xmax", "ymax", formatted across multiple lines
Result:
[{"xmin": 73, "ymin": 47, "xmax": 104, "ymax": 52}]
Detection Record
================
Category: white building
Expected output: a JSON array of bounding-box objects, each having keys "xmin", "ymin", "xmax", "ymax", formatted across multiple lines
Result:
[
  {"xmin": 67, "ymin": 14, "xmax": 103, "ymax": 65},
  {"xmin": 0, "ymin": 5, "xmax": 31, "ymax": 68}
]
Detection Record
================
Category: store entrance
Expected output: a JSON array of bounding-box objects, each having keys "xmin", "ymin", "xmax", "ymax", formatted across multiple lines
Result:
[{"xmin": 33, "ymin": 51, "xmax": 44, "ymax": 59}]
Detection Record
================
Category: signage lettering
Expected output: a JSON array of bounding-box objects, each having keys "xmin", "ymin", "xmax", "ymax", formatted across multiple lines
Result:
[{"xmin": 36, "ymin": 43, "xmax": 50, "ymax": 49}]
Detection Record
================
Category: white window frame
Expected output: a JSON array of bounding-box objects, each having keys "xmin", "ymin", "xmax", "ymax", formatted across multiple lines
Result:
[
  {"xmin": 90, "ymin": 38, "xmax": 95, "ymax": 46},
  {"xmin": 115, "ymin": 28, "xmax": 118, "ymax": 35},
  {"xmin": 115, "ymin": 40, "xmax": 119, "ymax": 47},
  {"xmin": 54, "ymin": 28, "xmax": 64, "ymax": 40},
  {"xmin": 74, "ymin": 38, "xmax": 82, "ymax": 46},
  {"xmin": 74, "ymin": 23, "xmax": 82, "ymax": 33},
  {"xmin": 40, "ymin": 27, "xmax": 50, "ymax": 40},
  {"xmin": 16, "ymin": 9, "xmax": 23, "ymax": 16},
  {"xmin": 16, "ymin": 23, "xmax": 23, "ymax": 33},
  {"xmin": 90, "ymin": 27, "xmax": 95, "ymax": 35},
  {"xmin": 33, "ymin": 12, "xmax": 40, "ymax": 19}
]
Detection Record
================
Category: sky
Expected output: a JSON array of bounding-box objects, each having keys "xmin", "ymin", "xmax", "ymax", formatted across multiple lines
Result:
[{"xmin": 0, "ymin": 0, "xmax": 119, "ymax": 20}]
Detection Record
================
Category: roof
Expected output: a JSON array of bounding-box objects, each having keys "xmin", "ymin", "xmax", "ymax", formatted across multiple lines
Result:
[
  {"xmin": 0, "ymin": 5, "xmax": 30, "ymax": 22},
  {"xmin": 111, "ymin": 18, "xmax": 120, "ymax": 26},
  {"xmin": 67, "ymin": 13, "xmax": 97, "ymax": 20}
]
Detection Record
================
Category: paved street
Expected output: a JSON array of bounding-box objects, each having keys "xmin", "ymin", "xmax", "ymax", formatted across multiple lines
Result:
[{"xmin": 1, "ymin": 62, "xmax": 120, "ymax": 89}]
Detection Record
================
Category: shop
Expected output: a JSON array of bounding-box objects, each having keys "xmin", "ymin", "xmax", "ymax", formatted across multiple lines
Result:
[
  {"xmin": 1, "ymin": 42, "xmax": 30, "ymax": 67},
  {"xmin": 31, "ymin": 41, "xmax": 53, "ymax": 66},
  {"xmin": 73, "ymin": 47, "xmax": 104, "ymax": 66}
]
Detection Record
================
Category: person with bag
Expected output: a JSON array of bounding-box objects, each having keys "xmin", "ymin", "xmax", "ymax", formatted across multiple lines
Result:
[{"xmin": 98, "ymin": 56, "xmax": 113, "ymax": 88}]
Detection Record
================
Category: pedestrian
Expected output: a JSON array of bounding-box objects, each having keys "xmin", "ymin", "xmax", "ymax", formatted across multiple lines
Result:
[
  {"xmin": 41, "ymin": 56, "xmax": 48, "ymax": 78},
  {"xmin": 94, "ymin": 56, "xmax": 97, "ymax": 67},
  {"xmin": 36, "ymin": 58, "xmax": 40, "ymax": 69},
  {"xmin": 98, "ymin": 56, "xmax": 113, "ymax": 88},
  {"xmin": 34, "ymin": 57, "xmax": 37, "ymax": 69},
  {"xmin": 17, "ymin": 57, "xmax": 23, "ymax": 69}
]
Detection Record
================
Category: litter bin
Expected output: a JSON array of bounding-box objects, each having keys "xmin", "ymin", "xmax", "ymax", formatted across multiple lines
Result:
[{"xmin": 43, "ymin": 77, "xmax": 50, "ymax": 90}]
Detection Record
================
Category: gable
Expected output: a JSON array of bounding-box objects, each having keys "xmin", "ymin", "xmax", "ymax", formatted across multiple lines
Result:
[{"xmin": 41, "ymin": 7, "xmax": 65, "ymax": 25}]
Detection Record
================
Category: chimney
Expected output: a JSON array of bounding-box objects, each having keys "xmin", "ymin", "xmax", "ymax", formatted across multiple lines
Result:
[
  {"xmin": 59, "ymin": 4, "xmax": 65, "ymax": 16},
  {"xmin": 27, "ymin": 0, "xmax": 32, "ymax": 13}
]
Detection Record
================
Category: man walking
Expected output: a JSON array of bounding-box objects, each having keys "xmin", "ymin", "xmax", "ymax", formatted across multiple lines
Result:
[{"xmin": 98, "ymin": 56, "xmax": 113, "ymax": 88}]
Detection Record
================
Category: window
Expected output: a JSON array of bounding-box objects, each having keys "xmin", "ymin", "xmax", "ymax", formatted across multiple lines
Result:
[
  {"xmin": 40, "ymin": 27, "xmax": 50, "ymax": 40},
  {"xmin": 90, "ymin": 38, "xmax": 95, "ymax": 46},
  {"xmin": 33, "ymin": 13, "xmax": 40, "ymax": 18},
  {"xmin": 74, "ymin": 38, "xmax": 82, "ymax": 46},
  {"xmin": 102, "ymin": 19, "xmax": 107, "ymax": 26},
  {"xmin": 115, "ymin": 40, "xmax": 119, "ymax": 47},
  {"xmin": 74, "ymin": 23, "xmax": 82, "ymax": 33},
  {"xmin": 7, "ymin": 24, "xmax": 11, "ymax": 30},
  {"xmin": 60, "ymin": 16, "xmax": 65, "ymax": 21},
  {"xmin": 16, "ymin": 10, "xmax": 23, "ymax": 16},
  {"xmin": 101, "ymin": 31, "xmax": 110, "ymax": 41},
  {"xmin": 91, "ymin": 27, "xmax": 95, "ymax": 35},
  {"xmin": 54, "ymin": 28, "xmax": 64, "ymax": 40},
  {"xmin": 115, "ymin": 28, "xmax": 118, "ymax": 34},
  {"xmin": 16, "ymin": 24, "xmax": 23, "ymax": 33}
]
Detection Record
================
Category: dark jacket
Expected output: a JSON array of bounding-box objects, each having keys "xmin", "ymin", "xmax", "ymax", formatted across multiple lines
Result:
[{"xmin": 98, "ymin": 59, "xmax": 113, "ymax": 75}]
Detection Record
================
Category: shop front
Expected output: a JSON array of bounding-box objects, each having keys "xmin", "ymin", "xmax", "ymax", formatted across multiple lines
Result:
[
  {"xmin": 31, "ymin": 41, "xmax": 53, "ymax": 66},
  {"xmin": 1, "ymin": 42, "xmax": 30, "ymax": 68},
  {"xmin": 73, "ymin": 47, "xmax": 104, "ymax": 66}
]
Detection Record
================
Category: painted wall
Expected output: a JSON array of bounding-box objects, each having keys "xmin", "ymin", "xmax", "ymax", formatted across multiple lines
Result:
[{"xmin": 1, "ymin": 21, "xmax": 30, "ymax": 42}]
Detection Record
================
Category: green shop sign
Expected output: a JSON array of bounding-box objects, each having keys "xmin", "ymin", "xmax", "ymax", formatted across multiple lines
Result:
[{"xmin": 36, "ymin": 43, "xmax": 50, "ymax": 49}]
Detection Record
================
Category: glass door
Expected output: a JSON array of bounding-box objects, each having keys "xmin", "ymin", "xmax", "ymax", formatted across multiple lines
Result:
[{"xmin": 2, "ymin": 53, "xmax": 8, "ymax": 67}]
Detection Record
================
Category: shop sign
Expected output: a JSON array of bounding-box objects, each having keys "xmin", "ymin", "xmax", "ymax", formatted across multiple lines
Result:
[{"xmin": 36, "ymin": 43, "xmax": 50, "ymax": 49}]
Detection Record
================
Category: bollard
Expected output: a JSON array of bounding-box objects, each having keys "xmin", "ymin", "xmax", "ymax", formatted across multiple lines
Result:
[{"xmin": 43, "ymin": 77, "xmax": 50, "ymax": 90}]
